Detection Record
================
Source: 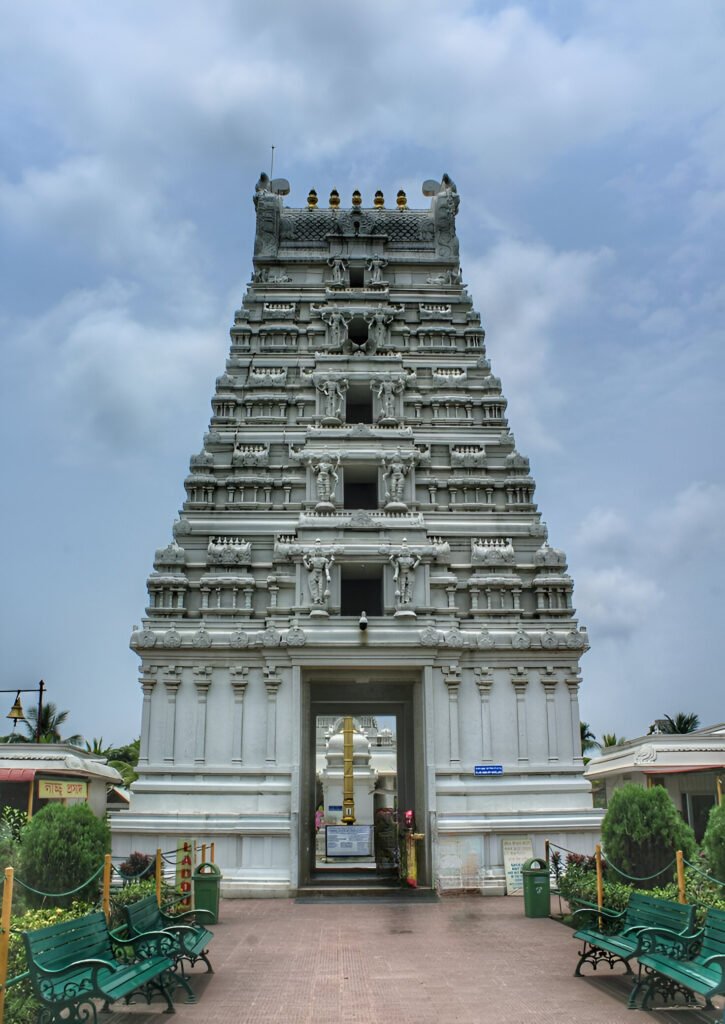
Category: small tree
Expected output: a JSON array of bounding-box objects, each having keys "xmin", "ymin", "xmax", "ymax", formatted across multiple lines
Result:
[
  {"xmin": 19, "ymin": 803, "xmax": 109, "ymax": 906},
  {"xmin": 601, "ymin": 783, "xmax": 696, "ymax": 888},
  {"xmin": 702, "ymin": 801, "xmax": 725, "ymax": 883}
]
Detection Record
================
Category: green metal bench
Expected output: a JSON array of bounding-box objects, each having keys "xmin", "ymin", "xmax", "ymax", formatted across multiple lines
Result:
[
  {"xmin": 632, "ymin": 905, "xmax": 725, "ymax": 1016},
  {"xmin": 23, "ymin": 909, "xmax": 176, "ymax": 1024},
  {"xmin": 121, "ymin": 895, "xmax": 214, "ymax": 986},
  {"xmin": 572, "ymin": 892, "xmax": 696, "ymax": 978}
]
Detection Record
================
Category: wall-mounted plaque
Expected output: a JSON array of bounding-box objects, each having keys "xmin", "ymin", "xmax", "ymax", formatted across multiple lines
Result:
[{"xmin": 325, "ymin": 825, "xmax": 373, "ymax": 858}]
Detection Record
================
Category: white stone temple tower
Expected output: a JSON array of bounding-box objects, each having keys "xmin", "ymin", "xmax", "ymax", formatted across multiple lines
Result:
[{"xmin": 111, "ymin": 174, "xmax": 603, "ymax": 895}]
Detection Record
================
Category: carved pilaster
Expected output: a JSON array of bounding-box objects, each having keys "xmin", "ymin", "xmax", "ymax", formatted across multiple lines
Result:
[
  {"xmin": 566, "ymin": 669, "xmax": 583, "ymax": 762},
  {"xmin": 163, "ymin": 666, "xmax": 182, "ymax": 764},
  {"xmin": 443, "ymin": 664, "xmax": 462, "ymax": 765},
  {"xmin": 474, "ymin": 666, "xmax": 493, "ymax": 763},
  {"xmin": 263, "ymin": 663, "xmax": 282, "ymax": 764},
  {"xmin": 541, "ymin": 666, "xmax": 559, "ymax": 762},
  {"xmin": 230, "ymin": 666, "xmax": 249, "ymax": 765},
  {"xmin": 510, "ymin": 666, "xmax": 529, "ymax": 762},
  {"xmin": 193, "ymin": 666, "xmax": 213, "ymax": 764},
  {"xmin": 138, "ymin": 666, "xmax": 158, "ymax": 766}
]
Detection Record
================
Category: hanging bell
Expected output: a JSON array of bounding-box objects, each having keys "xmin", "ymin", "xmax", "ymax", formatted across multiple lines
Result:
[{"xmin": 7, "ymin": 693, "xmax": 25, "ymax": 727}]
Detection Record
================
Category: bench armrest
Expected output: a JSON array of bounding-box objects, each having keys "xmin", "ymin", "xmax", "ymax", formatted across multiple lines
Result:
[
  {"xmin": 161, "ymin": 907, "xmax": 215, "ymax": 925},
  {"xmin": 702, "ymin": 953, "xmax": 725, "ymax": 971},
  {"xmin": 32, "ymin": 957, "xmax": 116, "ymax": 977},
  {"xmin": 637, "ymin": 926, "xmax": 702, "ymax": 958}
]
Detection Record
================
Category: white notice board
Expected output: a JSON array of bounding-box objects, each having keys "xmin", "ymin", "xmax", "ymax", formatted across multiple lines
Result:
[
  {"xmin": 502, "ymin": 835, "xmax": 534, "ymax": 895},
  {"xmin": 325, "ymin": 825, "xmax": 373, "ymax": 858}
]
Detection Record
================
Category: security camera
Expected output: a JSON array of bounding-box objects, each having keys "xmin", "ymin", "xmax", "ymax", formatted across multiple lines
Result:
[{"xmin": 359, "ymin": 612, "xmax": 368, "ymax": 631}]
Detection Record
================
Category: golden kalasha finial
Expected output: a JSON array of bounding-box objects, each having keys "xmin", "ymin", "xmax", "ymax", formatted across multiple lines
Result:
[
  {"xmin": 307, "ymin": 189, "xmax": 318, "ymax": 209},
  {"xmin": 329, "ymin": 189, "xmax": 340, "ymax": 209},
  {"xmin": 396, "ymin": 189, "xmax": 407, "ymax": 209},
  {"xmin": 373, "ymin": 190, "xmax": 385, "ymax": 208},
  {"xmin": 351, "ymin": 189, "xmax": 362, "ymax": 208}
]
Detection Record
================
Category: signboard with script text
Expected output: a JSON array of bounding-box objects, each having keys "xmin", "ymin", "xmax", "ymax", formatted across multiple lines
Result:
[
  {"xmin": 474, "ymin": 765, "xmax": 503, "ymax": 776},
  {"xmin": 37, "ymin": 779, "xmax": 88, "ymax": 800},
  {"xmin": 325, "ymin": 825, "xmax": 373, "ymax": 858},
  {"xmin": 502, "ymin": 835, "xmax": 534, "ymax": 895}
]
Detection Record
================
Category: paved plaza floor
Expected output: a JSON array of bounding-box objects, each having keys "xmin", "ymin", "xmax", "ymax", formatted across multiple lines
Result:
[{"xmin": 107, "ymin": 895, "xmax": 721, "ymax": 1024}]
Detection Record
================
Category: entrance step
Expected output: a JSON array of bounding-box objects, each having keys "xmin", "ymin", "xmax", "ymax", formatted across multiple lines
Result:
[{"xmin": 296, "ymin": 886, "xmax": 439, "ymax": 902}]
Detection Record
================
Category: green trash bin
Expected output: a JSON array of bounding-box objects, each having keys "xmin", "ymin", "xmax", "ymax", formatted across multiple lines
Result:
[
  {"xmin": 522, "ymin": 857, "xmax": 550, "ymax": 918},
  {"xmin": 193, "ymin": 862, "xmax": 222, "ymax": 924}
]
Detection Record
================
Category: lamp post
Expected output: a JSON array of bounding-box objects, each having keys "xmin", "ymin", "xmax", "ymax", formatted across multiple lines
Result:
[{"xmin": 3, "ymin": 680, "xmax": 46, "ymax": 742}]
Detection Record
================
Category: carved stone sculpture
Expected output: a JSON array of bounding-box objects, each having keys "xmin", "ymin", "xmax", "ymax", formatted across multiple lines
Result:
[
  {"xmin": 303, "ymin": 539, "xmax": 334, "ymax": 610},
  {"xmin": 431, "ymin": 173, "xmax": 460, "ymax": 260},
  {"xmin": 317, "ymin": 376, "xmax": 348, "ymax": 423},
  {"xmin": 312, "ymin": 451, "xmax": 340, "ymax": 508},
  {"xmin": 366, "ymin": 309, "xmax": 392, "ymax": 352},
  {"xmin": 253, "ymin": 175, "xmax": 282, "ymax": 258},
  {"xmin": 382, "ymin": 449, "xmax": 410, "ymax": 508},
  {"xmin": 207, "ymin": 536, "xmax": 252, "ymax": 566},
  {"xmin": 390, "ymin": 539, "xmax": 421, "ymax": 608},
  {"xmin": 320, "ymin": 309, "xmax": 350, "ymax": 350},
  {"xmin": 328, "ymin": 257, "xmax": 348, "ymax": 285},
  {"xmin": 366, "ymin": 254, "xmax": 387, "ymax": 284}
]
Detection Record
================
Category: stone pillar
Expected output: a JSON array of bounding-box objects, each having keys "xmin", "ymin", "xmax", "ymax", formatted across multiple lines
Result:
[
  {"xmin": 163, "ymin": 666, "xmax": 182, "ymax": 764},
  {"xmin": 264, "ymin": 663, "xmax": 282, "ymax": 764},
  {"xmin": 566, "ymin": 669, "xmax": 583, "ymax": 763},
  {"xmin": 541, "ymin": 666, "xmax": 559, "ymax": 762},
  {"xmin": 443, "ymin": 664, "xmax": 461, "ymax": 765},
  {"xmin": 230, "ymin": 666, "xmax": 249, "ymax": 766},
  {"xmin": 474, "ymin": 666, "xmax": 493, "ymax": 762},
  {"xmin": 510, "ymin": 666, "xmax": 529, "ymax": 762},
  {"xmin": 138, "ymin": 666, "xmax": 158, "ymax": 766},
  {"xmin": 193, "ymin": 666, "xmax": 212, "ymax": 764}
]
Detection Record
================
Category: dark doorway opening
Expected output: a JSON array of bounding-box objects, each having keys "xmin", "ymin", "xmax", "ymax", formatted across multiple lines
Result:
[
  {"xmin": 343, "ymin": 463, "xmax": 378, "ymax": 508},
  {"xmin": 349, "ymin": 266, "xmax": 364, "ymax": 287},
  {"xmin": 340, "ymin": 562, "xmax": 383, "ymax": 616},
  {"xmin": 346, "ymin": 383, "xmax": 373, "ymax": 424}
]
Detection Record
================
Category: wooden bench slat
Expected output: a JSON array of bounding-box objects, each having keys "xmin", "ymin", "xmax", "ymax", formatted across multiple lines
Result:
[{"xmin": 23, "ymin": 911, "xmax": 177, "ymax": 1021}]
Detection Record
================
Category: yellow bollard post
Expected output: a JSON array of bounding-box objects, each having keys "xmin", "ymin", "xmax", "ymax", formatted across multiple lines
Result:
[
  {"xmin": 676, "ymin": 850, "xmax": 686, "ymax": 904},
  {"xmin": 595, "ymin": 844, "xmax": 604, "ymax": 927},
  {"xmin": 102, "ymin": 854, "xmax": 112, "ymax": 923},
  {"xmin": 156, "ymin": 848, "xmax": 162, "ymax": 907},
  {"xmin": 210, "ymin": 842, "xmax": 215, "ymax": 864},
  {"xmin": 0, "ymin": 867, "xmax": 15, "ymax": 1024}
]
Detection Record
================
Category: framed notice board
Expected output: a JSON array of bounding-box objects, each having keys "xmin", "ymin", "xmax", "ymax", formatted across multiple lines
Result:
[{"xmin": 325, "ymin": 825, "xmax": 373, "ymax": 858}]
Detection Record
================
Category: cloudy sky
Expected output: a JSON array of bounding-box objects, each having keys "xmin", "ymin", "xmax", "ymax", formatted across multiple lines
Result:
[{"xmin": 1, "ymin": 1, "xmax": 723, "ymax": 747}]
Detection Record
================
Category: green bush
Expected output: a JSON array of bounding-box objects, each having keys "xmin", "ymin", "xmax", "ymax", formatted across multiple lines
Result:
[
  {"xmin": 601, "ymin": 784, "xmax": 696, "ymax": 888},
  {"xmin": 702, "ymin": 802, "xmax": 725, "ymax": 884},
  {"xmin": 19, "ymin": 803, "xmax": 109, "ymax": 906},
  {"xmin": 4, "ymin": 902, "xmax": 92, "ymax": 1024},
  {"xmin": 108, "ymin": 878, "xmax": 158, "ymax": 928}
]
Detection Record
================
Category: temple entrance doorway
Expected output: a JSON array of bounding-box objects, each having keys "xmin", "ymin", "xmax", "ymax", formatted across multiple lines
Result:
[{"xmin": 299, "ymin": 676, "xmax": 427, "ymax": 892}]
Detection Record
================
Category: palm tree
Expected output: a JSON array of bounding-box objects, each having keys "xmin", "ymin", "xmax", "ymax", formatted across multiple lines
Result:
[
  {"xmin": 580, "ymin": 721, "xmax": 600, "ymax": 756},
  {"xmin": 23, "ymin": 702, "xmax": 83, "ymax": 745},
  {"xmin": 84, "ymin": 737, "xmax": 112, "ymax": 756},
  {"xmin": 600, "ymin": 733, "xmax": 626, "ymax": 748},
  {"xmin": 661, "ymin": 713, "xmax": 701, "ymax": 734}
]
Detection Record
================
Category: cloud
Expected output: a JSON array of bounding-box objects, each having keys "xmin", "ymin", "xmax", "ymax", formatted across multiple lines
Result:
[
  {"xmin": 651, "ymin": 482, "xmax": 725, "ymax": 549},
  {"xmin": 574, "ymin": 508, "xmax": 631, "ymax": 554},
  {"xmin": 466, "ymin": 239, "xmax": 609, "ymax": 450},
  {"xmin": 8, "ymin": 284, "xmax": 222, "ymax": 461},
  {"xmin": 575, "ymin": 566, "xmax": 663, "ymax": 638}
]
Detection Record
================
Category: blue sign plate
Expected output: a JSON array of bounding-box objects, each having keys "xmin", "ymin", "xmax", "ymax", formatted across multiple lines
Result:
[{"xmin": 474, "ymin": 765, "xmax": 503, "ymax": 776}]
